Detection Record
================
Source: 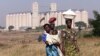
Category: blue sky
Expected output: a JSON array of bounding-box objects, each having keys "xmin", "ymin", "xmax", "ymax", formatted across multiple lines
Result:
[{"xmin": 0, "ymin": 0, "xmax": 99, "ymax": 26}]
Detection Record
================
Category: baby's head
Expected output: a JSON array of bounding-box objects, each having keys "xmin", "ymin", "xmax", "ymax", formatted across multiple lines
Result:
[{"xmin": 52, "ymin": 30, "xmax": 58, "ymax": 35}]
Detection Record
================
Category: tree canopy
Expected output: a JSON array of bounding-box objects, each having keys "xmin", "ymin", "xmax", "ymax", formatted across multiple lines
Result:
[
  {"xmin": 75, "ymin": 21, "xmax": 86, "ymax": 28},
  {"xmin": 8, "ymin": 25, "xmax": 14, "ymax": 31},
  {"xmin": 91, "ymin": 11, "xmax": 100, "ymax": 36}
]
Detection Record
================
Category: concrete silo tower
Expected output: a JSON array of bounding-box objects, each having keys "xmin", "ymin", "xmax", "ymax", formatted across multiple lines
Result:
[
  {"xmin": 6, "ymin": 14, "xmax": 10, "ymax": 29},
  {"xmin": 32, "ymin": 2, "xmax": 39, "ymax": 29},
  {"xmin": 50, "ymin": 3, "xmax": 57, "ymax": 18},
  {"xmin": 50, "ymin": 3, "xmax": 57, "ymax": 12},
  {"xmin": 75, "ymin": 10, "xmax": 81, "ymax": 22},
  {"xmin": 81, "ymin": 10, "xmax": 89, "ymax": 27},
  {"xmin": 50, "ymin": 3, "xmax": 59, "ymax": 26}
]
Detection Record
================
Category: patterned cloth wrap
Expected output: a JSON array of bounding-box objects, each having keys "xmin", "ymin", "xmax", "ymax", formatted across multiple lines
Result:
[{"xmin": 61, "ymin": 29, "xmax": 79, "ymax": 56}]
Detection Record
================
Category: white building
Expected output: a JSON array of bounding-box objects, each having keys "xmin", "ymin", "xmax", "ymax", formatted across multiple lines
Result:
[{"xmin": 6, "ymin": 2, "xmax": 89, "ymax": 30}]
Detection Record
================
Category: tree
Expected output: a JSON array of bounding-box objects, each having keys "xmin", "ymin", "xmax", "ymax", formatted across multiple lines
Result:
[
  {"xmin": 88, "ymin": 18, "xmax": 94, "ymax": 28},
  {"xmin": 75, "ymin": 21, "xmax": 87, "ymax": 30},
  {"xmin": 25, "ymin": 27, "xmax": 32, "ymax": 32},
  {"xmin": 35, "ymin": 26, "xmax": 44, "ymax": 32},
  {"xmin": 91, "ymin": 11, "xmax": 100, "ymax": 36},
  {"xmin": 75, "ymin": 21, "xmax": 87, "ymax": 37},
  {"xmin": 8, "ymin": 25, "xmax": 14, "ymax": 31},
  {"xmin": 0, "ymin": 26, "xmax": 5, "ymax": 29},
  {"xmin": 56, "ymin": 25, "xmax": 66, "ymax": 30}
]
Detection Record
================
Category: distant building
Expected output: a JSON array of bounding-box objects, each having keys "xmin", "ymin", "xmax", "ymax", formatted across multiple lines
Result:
[{"xmin": 6, "ymin": 2, "xmax": 89, "ymax": 30}]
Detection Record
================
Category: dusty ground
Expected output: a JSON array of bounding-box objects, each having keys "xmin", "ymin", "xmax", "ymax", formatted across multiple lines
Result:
[{"xmin": 0, "ymin": 32, "xmax": 100, "ymax": 56}]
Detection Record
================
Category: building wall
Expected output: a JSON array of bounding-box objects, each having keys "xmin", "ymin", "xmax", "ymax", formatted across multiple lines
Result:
[
  {"xmin": 14, "ymin": 14, "xmax": 18, "ymax": 30},
  {"xmin": 26, "ymin": 13, "xmax": 32, "ymax": 27},
  {"xmin": 19, "ymin": 13, "xmax": 22, "ymax": 28},
  {"xmin": 45, "ymin": 13, "xmax": 50, "ymax": 23},
  {"xmin": 61, "ymin": 12, "xmax": 66, "ymax": 25},
  {"xmin": 39, "ymin": 13, "xmax": 45, "ymax": 26},
  {"xmin": 6, "ymin": 13, "xmax": 32, "ymax": 30},
  {"xmin": 57, "ymin": 12, "xmax": 62, "ymax": 26},
  {"xmin": 6, "ymin": 15, "xmax": 9, "ymax": 29},
  {"xmin": 54, "ymin": 12, "xmax": 58, "ymax": 26}
]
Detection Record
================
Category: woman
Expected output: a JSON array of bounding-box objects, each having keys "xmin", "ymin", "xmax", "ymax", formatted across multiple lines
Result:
[
  {"xmin": 48, "ymin": 17, "xmax": 63, "ymax": 56},
  {"xmin": 41, "ymin": 24, "xmax": 59, "ymax": 56},
  {"xmin": 61, "ymin": 19, "xmax": 79, "ymax": 56}
]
